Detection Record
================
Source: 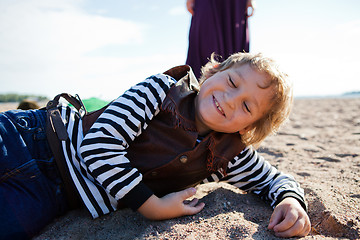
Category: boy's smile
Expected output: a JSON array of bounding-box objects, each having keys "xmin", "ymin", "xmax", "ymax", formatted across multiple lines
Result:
[
  {"xmin": 213, "ymin": 95, "xmax": 225, "ymax": 116},
  {"xmin": 195, "ymin": 63, "xmax": 273, "ymax": 136}
]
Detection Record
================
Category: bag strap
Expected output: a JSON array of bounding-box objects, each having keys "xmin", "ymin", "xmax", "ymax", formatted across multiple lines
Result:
[
  {"xmin": 46, "ymin": 93, "xmax": 83, "ymax": 209},
  {"xmin": 46, "ymin": 93, "xmax": 87, "ymax": 138}
]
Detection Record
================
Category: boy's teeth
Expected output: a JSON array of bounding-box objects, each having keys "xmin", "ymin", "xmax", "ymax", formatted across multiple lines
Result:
[{"xmin": 215, "ymin": 100, "xmax": 223, "ymax": 112}]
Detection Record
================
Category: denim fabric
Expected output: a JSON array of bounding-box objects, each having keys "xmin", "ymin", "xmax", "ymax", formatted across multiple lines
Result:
[{"xmin": 0, "ymin": 109, "xmax": 68, "ymax": 240}]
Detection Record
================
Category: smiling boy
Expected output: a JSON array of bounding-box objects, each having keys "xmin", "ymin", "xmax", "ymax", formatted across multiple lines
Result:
[
  {"xmin": 136, "ymin": 53, "xmax": 310, "ymax": 237},
  {"xmin": 0, "ymin": 52, "xmax": 310, "ymax": 239}
]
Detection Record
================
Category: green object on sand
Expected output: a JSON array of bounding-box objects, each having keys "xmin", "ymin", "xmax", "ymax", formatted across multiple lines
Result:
[{"xmin": 82, "ymin": 97, "xmax": 110, "ymax": 112}]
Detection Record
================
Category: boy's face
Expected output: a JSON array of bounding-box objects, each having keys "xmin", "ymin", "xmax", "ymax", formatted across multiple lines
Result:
[{"xmin": 195, "ymin": 63, "xmax": 273, "ymax": 135}]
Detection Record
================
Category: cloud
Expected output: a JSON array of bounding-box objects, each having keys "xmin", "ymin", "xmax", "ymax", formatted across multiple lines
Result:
[
  {"xmin": 251, "ymin": 15, "xmax": 360, "ymax": 96},
  {"xmin": 0, "ymin": 0, "xmax": 144, "ymax": 58},
  {"xmin": 334, "ymin": 20, "xmax": 360, "ymax": 55},
  {"xmin": 168, "ymin": 5, "xmax": 187, "ymax": 16},
  {"xmin": 0, "ymin": 0, "xmax": 148, "ymax": 98}
]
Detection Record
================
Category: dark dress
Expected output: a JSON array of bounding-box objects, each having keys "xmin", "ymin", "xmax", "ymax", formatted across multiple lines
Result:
[{"xmin": 186, "ymin": 0, "xmax": 250, "ymax": 78}]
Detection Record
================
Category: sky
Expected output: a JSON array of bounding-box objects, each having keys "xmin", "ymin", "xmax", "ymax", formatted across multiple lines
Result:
[{"xmin": 1, "ymin": 0, "xmax": 360, "ymax": 100}]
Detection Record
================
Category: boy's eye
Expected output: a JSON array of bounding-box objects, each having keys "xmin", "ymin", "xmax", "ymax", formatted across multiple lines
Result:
[
  {"xmin": 228, "ymin": 77, "xmax": 237, "ymax": 88},
  {"xmin": 244, "ymin": 102, "xmax": 251, "ymax": 113}
]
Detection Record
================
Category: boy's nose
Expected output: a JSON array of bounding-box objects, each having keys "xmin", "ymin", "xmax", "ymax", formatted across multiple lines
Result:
[{"xmin": 224, "ymin": 91, "xmax": 242, "ymax": 110}]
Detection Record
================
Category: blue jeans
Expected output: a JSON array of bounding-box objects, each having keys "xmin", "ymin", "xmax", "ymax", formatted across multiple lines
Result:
[{"xmin": 0, "ymin": 109, "xmax": 68, "ymax": 240}]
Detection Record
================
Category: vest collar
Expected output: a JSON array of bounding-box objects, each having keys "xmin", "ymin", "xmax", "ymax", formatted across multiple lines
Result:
[{"xmin": 161, "ymin": 65, "xmax": 199, "ymax": 132}]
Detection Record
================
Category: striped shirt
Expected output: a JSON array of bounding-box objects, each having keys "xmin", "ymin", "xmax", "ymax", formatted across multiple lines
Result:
[{"xmin": 60, "ymin": 73, "xmax": 305, "ymax": 218}]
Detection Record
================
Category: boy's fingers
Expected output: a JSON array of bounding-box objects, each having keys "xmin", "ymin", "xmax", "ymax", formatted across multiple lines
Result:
[
  {"xmin": 178, "ymin": 188, "xmax": 205, "ymax": 215},
  {"xmin": 268, "ymin": 209, "xmax": 283, "ymax": 229},
  {"xmin": 273, "ymin": 212, "xmax": 298, "ymax": 232},
  {"xmin": 179, "ymin": 187, "xmax": 197, "ymax": 200},
  {"xmin": 273, "ymin": 218, "xmax": 308, "ymax": 238},
  {"xmin": 184, "ymin": 202, "xmax": 205, "ymax": 215},
  {"xmin": 185, "ymin": 198, "xmax": 199, "ymax": 207}
]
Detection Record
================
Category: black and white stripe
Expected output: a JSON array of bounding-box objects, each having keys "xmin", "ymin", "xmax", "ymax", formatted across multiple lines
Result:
[
  {"xmin": 61, "ymin": 74, "xmax": 173, "ymax": 218},
  {"xmin": 203, "ymin": 146, "xmax": 304, "ymax": 208}
]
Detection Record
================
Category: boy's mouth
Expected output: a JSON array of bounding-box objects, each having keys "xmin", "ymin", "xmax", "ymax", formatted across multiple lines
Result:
[{"xmin": 213, "ymin": 95, "xmax": 225, "ymax": 116}]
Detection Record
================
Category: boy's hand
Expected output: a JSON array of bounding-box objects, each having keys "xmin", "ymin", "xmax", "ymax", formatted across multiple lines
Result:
[
  {"xmin": 138, "ymin": 188, "xmax": 205, "ymax": 220},
  {"xmin": 268, "ymin": 197, "xmax": 311, "ymax": 237}
]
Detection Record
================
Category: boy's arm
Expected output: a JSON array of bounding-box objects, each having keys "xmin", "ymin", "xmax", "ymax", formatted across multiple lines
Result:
[
  {"xmin": 79, "ymin": 74, "xmax": 173, "ymax": 212},
  {"xmin": 203, "ymin": 146, "xmax": 307, "ymax": 210},
  {"xmin": 203, "ymin": 146, "xmax": 310, "ymax": 237}
]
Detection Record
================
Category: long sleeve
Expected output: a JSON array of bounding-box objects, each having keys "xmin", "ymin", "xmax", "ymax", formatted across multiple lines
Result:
[
  {"xmin": 202, "ymin": 146, "xmax": 306, "ymax": 210},
  {"xmin": 79, "ymin": 74, "xmax": 173, "ymax": 211}
]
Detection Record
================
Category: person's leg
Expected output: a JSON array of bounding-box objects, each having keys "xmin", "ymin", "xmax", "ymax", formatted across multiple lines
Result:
[
  {"xmin": 186, "ymin": 0, "xmax": 216, "ymax": 79},
  {"xmin": 186, "ymin": 0, "xmax": 250, "ymax": 79},
  {"xmin": 0, "ymin": 109, "xmax": 68, "ymax": 240}
]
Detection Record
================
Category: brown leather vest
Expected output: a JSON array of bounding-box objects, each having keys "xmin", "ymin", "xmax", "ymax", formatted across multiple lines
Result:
[{"xmin": 125, "ymin": 65, "xmax": 246, "ymax": 197}]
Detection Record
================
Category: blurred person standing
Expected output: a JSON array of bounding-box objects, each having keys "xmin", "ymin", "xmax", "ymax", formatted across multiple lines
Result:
[{"xmin": 186, "ymin": 0, "xmax": 255, "ymax": 78}]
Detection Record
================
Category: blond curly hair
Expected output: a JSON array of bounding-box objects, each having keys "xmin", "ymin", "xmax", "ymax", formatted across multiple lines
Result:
[{"xmin": 199, "ymin": 52, "xmax": 293, "ymax": 147}]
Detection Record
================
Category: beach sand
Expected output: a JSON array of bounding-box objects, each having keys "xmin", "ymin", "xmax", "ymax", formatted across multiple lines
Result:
[{"xmin": 1, "ymin": 97, "xmax": 359, "ymax": 239}]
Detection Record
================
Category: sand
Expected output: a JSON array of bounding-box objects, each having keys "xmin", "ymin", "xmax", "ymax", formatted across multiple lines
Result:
[{"xmin": 1, "ymin": 97, "xmax": 359, "ymax": 239}]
